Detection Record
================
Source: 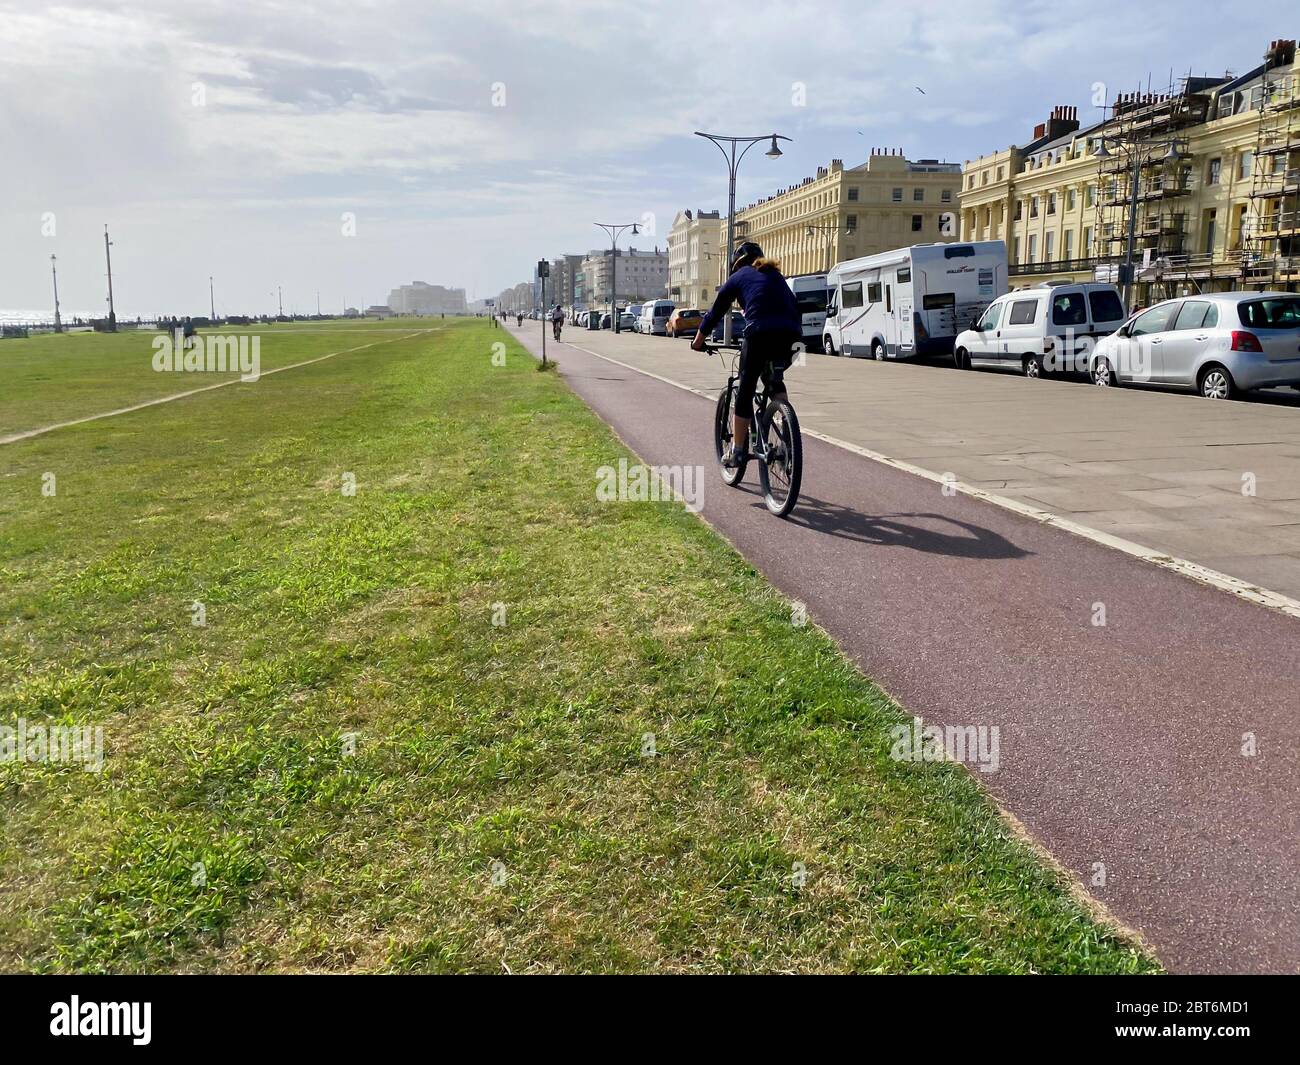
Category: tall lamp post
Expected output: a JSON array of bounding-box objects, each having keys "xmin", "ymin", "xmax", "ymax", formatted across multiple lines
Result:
[
  {"xmin": 593, "ymin": 222, "xmax": 639, "ymax": 332},
  {"xmin": 805, "ymin": 222, "xmax": 848, "ymax": 274},
  {"xmin": 103, "ymin": 225, "xmax": 117, "ymax": 331},
  {"xmin": 50, "ymin": 254, "xmax": 63, "ymax": 333},
  {"xmin": 694, "ymin": 131, "xmax": 790, "ymax": 343},
  {"xmin": 1094, "ymin": 130, "xmax": 1188, "ymax": 309}
]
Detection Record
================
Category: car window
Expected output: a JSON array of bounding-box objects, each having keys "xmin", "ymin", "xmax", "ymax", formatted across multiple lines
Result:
[
  {"xmin": 1051, "ymin": 292, "xmax": 1087, "ymax": 327},
  {"xmin": 1128, "ymin": 303, "xmax": 1178, "ymax": 336},
  {"xmin": 841, "ymin": 282, "xmax": 863, "ymax": 309},
  {"xmin": 1238, "ymin": 297, "xmax": 1300, "ymax": 329},
  {"xmin": 1007, "ymin": 300, "xmax": 1038, "ymax": 326},
  {"xmin": 897, "ymin": 268, "xmax": 911, "ymax": 284},
  {"xmin": 1173, "ymin": 301, "xmax": 1212, "ymax": 331},
  {"xmin": 1088, "ymin": 289, "xmax": 1125, "ymax": 323},
  {"xmin": 977, "ymin": 303, "xmax": 1002, "ymax": 330},
  {"xmin": 867, "ymin": 282, "xmax": 882, "ymax": 303}
]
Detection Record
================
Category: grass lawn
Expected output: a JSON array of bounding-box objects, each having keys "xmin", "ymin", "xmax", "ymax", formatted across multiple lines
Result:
[{"xmin": 0, "ymin": 319, "xmax": 1159, "ymax": 973}]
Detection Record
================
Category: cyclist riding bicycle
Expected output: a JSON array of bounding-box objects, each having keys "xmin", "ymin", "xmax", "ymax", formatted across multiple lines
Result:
[
  {"xmin": 550, "ymin": 303, "xmax": 564, "ymax": 340},
  {"xmin": 692, "ymin": 240, "xmax": 801, "ymax": 467}
]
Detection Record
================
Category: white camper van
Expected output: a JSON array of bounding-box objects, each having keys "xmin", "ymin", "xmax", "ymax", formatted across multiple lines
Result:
[
  {"xmin": 786, "ymin": 273, "xmax": 829, "ymax": 353},
  {"xmin": 638, "ymin": 299, "xmax": 675, "ymax": 336},
  {"xmin": 823, "ymin": 241, "xmax": 1007, "ymax": 361}
]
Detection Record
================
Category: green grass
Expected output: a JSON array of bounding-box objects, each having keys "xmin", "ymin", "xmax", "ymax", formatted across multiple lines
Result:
[{"xmin": 0, "ymin": 319, "xmax": 1159, "ymax": 973}]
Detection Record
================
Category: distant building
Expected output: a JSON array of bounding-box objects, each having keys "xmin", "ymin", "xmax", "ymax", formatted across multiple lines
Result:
[
  {"xmin": 579, "ymin": 246, "xmax": 669, "ymax": 307},
  {"xmin": 733, "ymin": 152, "xmax": 963, "ymax": 276},
  {"xmin": 667, "ymin": 209, "xmax": 723, "ymax": 308},
  {"xmin": 366, "ymin": 305, "xmax": 393, "ymax": 318},
  {"xmin": 386, "ymin": 282, "xmax": 468, "ymax": 315}
]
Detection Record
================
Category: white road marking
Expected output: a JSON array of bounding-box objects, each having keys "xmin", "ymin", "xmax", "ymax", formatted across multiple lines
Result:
[
  {"xmin": 560, "ymin": 338, "xmax": 1300, "ymax": 623},
  {"xmin": 0, "ymin": 329, "xmax": 436, "ymax": 446}
]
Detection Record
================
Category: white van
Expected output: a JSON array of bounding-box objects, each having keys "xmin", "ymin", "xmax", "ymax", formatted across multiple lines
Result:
[
  {"xmin": 824, "ymin": 241, "xmax": 1007, "ymax": 361},
  {"xmin": 786, "ymin": 273, "xmax": 829, "ymax": 353},
  {"xmin": 639, "ymin": 299, "xmax": 675, "ymax": 336},
  {"xmin": 954, "ymin": 281, "xmax": 1127, "ymax": 377}
]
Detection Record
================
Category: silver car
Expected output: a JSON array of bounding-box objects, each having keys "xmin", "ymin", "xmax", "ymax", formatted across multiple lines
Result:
[{"xmin": 1090, "ymin": 291, "xmax": 1300, "ymax": 399}]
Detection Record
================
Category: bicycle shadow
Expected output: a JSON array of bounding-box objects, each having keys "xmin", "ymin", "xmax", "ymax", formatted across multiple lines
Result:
[{"xmin": 774, "ymin": 493, "xmax": 1032, "ymax": 559}]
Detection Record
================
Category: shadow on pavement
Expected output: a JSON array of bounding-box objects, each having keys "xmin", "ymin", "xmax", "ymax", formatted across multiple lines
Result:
[{"xmin": 783, "ymin": 495, "xmax": 1032, "ymax": 559}]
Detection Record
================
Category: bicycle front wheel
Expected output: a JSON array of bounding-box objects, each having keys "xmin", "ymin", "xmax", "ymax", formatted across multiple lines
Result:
[
  {"xmin": 714, "ymin": 385, "xmax": 747, "ymax": 487},
  {"xmin": 757, "ymin": 399, "xmax": 802, "ymax": 517}
]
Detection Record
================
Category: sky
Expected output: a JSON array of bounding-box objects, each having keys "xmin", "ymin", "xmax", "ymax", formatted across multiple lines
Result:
[{"xmin": 0, "ymin": 0, "xmax": 1274, "ymax": 316}]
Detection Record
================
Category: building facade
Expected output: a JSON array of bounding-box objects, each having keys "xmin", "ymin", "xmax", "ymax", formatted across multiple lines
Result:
[
  {"xmin": 959, "ymin": 39, "xmax": 1300, "ymax": 302},
  {"xmin": 386, "ymin": 281, "xmax": 467, "ymax": 315},
  {"xmin": 579, "ymin": 247, "xmax": 669, "ymax": 307},
  {"xmin": 667, "ymin": 209, "xmax": 723, "ymax": 308},
  {"xmin": 730, "ymin": 151, "xmax": 962, "ymax": 279}
]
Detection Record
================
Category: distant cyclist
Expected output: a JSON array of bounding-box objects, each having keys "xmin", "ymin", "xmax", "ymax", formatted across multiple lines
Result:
[
  {"xmin": 693, "ymin": 241, "xmax": 801, "ymax": 467},
  {"xmin": 551, "ymin": 303, "xmax": 564, "ymax": 341}
]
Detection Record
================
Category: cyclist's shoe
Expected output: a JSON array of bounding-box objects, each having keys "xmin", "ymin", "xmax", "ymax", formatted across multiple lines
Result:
[{"xmin": 721, "ymin": 442, "xmax": 748, "ymax": 468}]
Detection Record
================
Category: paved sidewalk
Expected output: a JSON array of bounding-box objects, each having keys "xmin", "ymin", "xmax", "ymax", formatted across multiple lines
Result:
[{"xmin": 540, "ymin": 324, "xmax": 1300, "ymax": 601}]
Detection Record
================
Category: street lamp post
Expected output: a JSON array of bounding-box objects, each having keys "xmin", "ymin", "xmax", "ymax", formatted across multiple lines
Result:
[
  {"xmin": 1094, "ymin": 130, "xmax": 1187, "ymax": 310},
  {"xmin": 593, "ymin": 222, "xmax": 639, "ymax": 332},
  {"xmin": 103, "ymin": 225, "xmax": 117, "ymax": 331},
  {"xmin": 694, "ymin": 131, "xmax": 790, "ymax": 343},
  {"xmin": 805, "ymin": 222, "xmax": 845, "ymax": 274},
  {"xmin": 50, "ymin": 254, "xmax": 62, "ymax": 333}
]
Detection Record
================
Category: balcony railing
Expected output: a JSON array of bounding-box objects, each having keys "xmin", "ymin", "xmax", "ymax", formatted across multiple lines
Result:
[{"xmin": 1008, "ymin": 256, "xmax": 1108, "ymax": 276}]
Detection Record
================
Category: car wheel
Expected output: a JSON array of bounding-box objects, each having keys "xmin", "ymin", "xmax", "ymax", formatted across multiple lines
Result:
[
  {"xmin": 954, "ymin": 346, "xmax": 970, "ymax": 370},
  {"xmin": 823, "ymin": 335, "xmax": 837, "ymax": 357},
  {"xmin": 1199, "ymin": 364, "xmax": 1236, "ymax": 400},
  {"xmin": 1023, "ymin": 354, "xmax": 1043, "ymax": 378},
  {"xmin": 871, "ymin": 340, "xmax": 884, "ymax": 361},
  {"xmin": 1093, "ymin": 357, "xmax": 1118, "ymax": 387}
]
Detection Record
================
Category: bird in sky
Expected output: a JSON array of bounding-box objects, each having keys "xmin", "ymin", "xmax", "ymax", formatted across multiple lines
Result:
[{"xmin": 915, "ymin": 86, "xmax": 926, "ymax": 94}]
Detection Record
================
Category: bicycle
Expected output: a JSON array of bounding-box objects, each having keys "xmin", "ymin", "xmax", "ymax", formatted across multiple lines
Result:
[
  {"xmin": 552, "ymin": 319, "xmax": 562, "ymax": 341},
  {"xmin": 702, "ymin": 342, "xmax": 803, "ymax": 518}
]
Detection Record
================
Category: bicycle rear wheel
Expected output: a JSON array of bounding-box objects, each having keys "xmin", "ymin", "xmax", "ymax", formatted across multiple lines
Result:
[
  {"xmin": 757, "ymin": 398, "xmax": 802, "ymax": 517},
  {"xmin": 713, "ymin": 384, "xmax": 747, "ymax": 487}
]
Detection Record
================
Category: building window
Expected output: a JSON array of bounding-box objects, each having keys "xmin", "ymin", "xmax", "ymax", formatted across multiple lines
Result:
[
  {"xmin": 1067, "ymin": 188, "xmax": 1076, "ymax": 211},
  {"xmin": 1207, "ymin": 158, "xmax": 1221, "ymax": 185},
  {"xmin": 981, "ymin": 171, "xmax": 989, "ymax": 185},
  {"xmin": 1014, "ymin": 200, "xmax": 1023, "ymax": 221},
  {"xmin": 1238, "ymin": 150, "xmax": 1253, "ymax": 180},
  {"xmin": 892, "ymin": 187, "xmax": 903, "ymax": 202},
  {"xmin": 1028, "ymin": 234, "xmax": 1038, "ymax": 263},
  {"xmin": 1012, "ymin": 236, "xmax": 1021, "ymax": 263},
  {"xmin": 1030, "ymin": 196, "xmax": 1039, "ymax": 218},
  {"xmin": 1086, "ymin": 184, "xmax": 1096, "ymax": 207},
  {"xmin": 997, "ymin": 166, "xmax": 1004, "ymax": 181},
  {"xmin": 847, "ymin": 186, "xmax": 860, "ymax": 202},
  {"xmin": 1064, "ymin": 229, "xmax": 1074, "ymax": 260},
  {"xmin": 913, "ymin": 188, "xmax": 924, "ymax": 202},
  {"xmin": 1082, "ymin": 226, "xmax": 1092, "ymax": 254},
  {"xmin": 846, "ymin": 214, "xmax": 858, "ymax": 232},
  {"xmin": 911, "ymin": 214, "xmax": 923, "ymax": 232},
  {"xmin": 1047, "ymin": 192, "xmax": 1057, "ymax": 214},
  {"xmin": 967, "ymin": 175, "xmax": 975, "ymax": 189},
  {"xmin": 941, "ymin": 189, "xmax": 952, "ymax": 203},
  {"xmin": 1045, "ymin": 232, "xmax": 1054, "ymax": 261}
]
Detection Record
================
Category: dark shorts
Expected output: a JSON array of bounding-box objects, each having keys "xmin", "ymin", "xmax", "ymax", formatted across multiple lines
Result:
[{"xmin": 736, "ymin": 330, "xmax": 797, "ymax": 412}]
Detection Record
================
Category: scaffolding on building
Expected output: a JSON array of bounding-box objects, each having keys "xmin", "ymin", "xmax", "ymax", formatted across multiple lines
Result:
[
  {"xmin": 1093, "ymin": 83, "xmax": 1212, "ymax": 301},
  {"xmin": 1245, "ymin": 40, "xmax": 1300, "ymax": 288}
]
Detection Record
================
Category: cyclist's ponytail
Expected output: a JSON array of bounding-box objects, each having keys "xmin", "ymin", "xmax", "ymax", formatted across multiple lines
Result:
[{"xmin": 752, "ymin": 257, "xmax": 783, "ymax": 272}]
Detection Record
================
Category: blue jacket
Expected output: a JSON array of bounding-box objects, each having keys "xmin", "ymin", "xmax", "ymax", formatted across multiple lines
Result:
[{"xmin": 698, "ymin": 265, "xmax": 801, "ymax": 338}]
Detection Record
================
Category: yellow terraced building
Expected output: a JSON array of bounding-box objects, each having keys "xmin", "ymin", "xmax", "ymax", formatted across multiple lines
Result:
[
  {"xmin": 729, "ymin": 150, "xmax": 963, "ymax": 279},
  {"xmin": 960, "ymin": 38, "xmax": 1300, "ymax": 304}
]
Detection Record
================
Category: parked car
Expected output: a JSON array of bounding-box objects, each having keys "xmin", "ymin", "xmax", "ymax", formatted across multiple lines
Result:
[
  {"xmin": 599, "ymin": 312, "xmax": 613, "ymax": 329},
  {"xmin": 618, "ymin": 312, "xmax": 636, "ymax": 330},
  {"xmin": 1089, "ymin": 291, "xmax": 1300, "ymax": 399},
  {"xmin": 665, "ymin": 308, "xmax": 703, "ymax": 337},
  {"xmin": 954, "ymin": 281, "xmax": 1126, "ymax": 376},
  {"xmin": 710, "ymin": 310, "xmax": 746, "ymax": 344},
  {"xmin": 638, "ymin": 299, "xmax": 675, "ymax": 336},
  {"xmin": 625, "ymin": 303, "xmax": 644, "ymax": 325}
]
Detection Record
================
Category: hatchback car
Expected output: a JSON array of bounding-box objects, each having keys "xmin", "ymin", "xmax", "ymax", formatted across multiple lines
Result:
[
  {"xmin": 1089, "ymin": 292, "xmax": 1300, "ymax": 399},
  {"xmin": 665, "ymin": 308, "xmax": 703, "ymax": 337}
]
